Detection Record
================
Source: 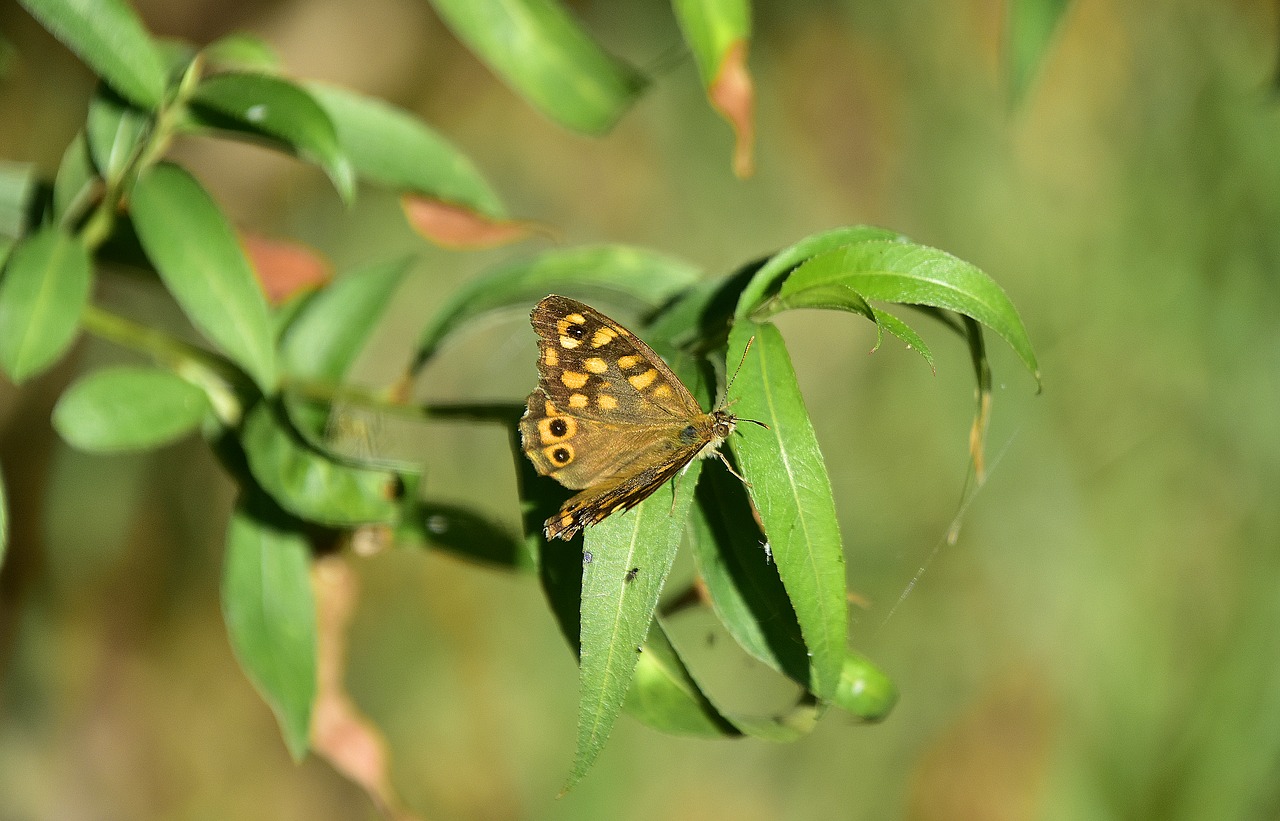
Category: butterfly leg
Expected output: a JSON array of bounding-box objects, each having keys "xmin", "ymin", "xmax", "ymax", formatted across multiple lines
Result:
[{"xmin": 714, "ymin": 449, "xmax": 752, "ymax": 488}]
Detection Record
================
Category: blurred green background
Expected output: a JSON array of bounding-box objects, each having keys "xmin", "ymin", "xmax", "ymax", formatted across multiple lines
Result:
[{"xmin": 3, "ymin": 0, "xmax": 1279, "ymax": 818}]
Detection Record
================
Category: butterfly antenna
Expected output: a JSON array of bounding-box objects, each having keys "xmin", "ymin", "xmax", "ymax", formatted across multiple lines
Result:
[
  {"xmin": 725, "ymin": 335, "xmax": 755, "ymax": 395},
  {"xmin": 721, "ymin": 336, "xmax": 770, "ymax": 428}
]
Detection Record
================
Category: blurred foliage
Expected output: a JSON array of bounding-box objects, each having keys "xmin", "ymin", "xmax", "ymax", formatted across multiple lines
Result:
[{"xmin": 1, "ymin": 0, "xmax": 1278, "ymax": 819}]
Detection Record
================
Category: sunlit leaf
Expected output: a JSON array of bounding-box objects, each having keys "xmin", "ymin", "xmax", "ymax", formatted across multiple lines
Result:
[
  {"xmin": 427, "ymin": 0, "xmax": 647, "ymax": 134},
  {"xmin": 568, "ymin": 459, "xmax": 704, "ymax": 791},
  {"xmin": 734, "ymin": 224, "xmax": 903, "ymax": 319},
  {"xmin": 0, "ymin": 226, "xmax": 92, "ymax": 383},
  {"xmin": 222, "ymin": 493, "xmax": 318, "ymax": 760},
  {"xmin": 689, "ymin": 462, "xmax": 811, "ymax": 685},
  {"xmin": 19, "ymin": 0, "xmax": 167, "ymax": 109},
  {"xmin": 775, "ymin": 239, "xmax": 1040, "ymax": 382},
  {"xmin": 131, "ymin": 162, "xmax": 278, "ymax": 392},
  {"xmin": 53, "ymin": 365, "xmax": 211, "ymax": 452},
  {"xmin": 726, "ymin": 321, "xmax": 847, "ymax": 701}
]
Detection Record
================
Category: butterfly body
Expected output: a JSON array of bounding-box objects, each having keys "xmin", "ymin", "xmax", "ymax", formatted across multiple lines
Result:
[{"xmin": 520, "ymin": 295, "xmax": 736, "ymax": 540}]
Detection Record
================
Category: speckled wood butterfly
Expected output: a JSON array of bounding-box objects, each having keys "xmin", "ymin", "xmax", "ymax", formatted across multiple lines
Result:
[{"xmin": 520, "ymin": 295, "xmax": 749, "ymax": 541}]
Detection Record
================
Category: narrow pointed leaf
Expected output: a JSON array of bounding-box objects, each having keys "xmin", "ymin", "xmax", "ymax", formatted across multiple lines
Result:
[
  {"xmin": 240, "ymin": 401, "xmax": 398, "ymax": 526},
  {"xmin": 53, "ymin": 365, "xmax": 211, "ymax": 452},
  {"xmin": 19, "ymin": 0, "xmax": 167, "ymax": 109},
  {"xmin": 187, "ymin": 73, "xmax": 354, "ymax": 203},
  {"xmin": 86, "ymin": 85, "xmax": 147, "ymax": 186},
  {"xmin": 131, "ymin": 163, "xmax": 278, "ymax": 391},
  {"xmin": 672, "ymin": 0, "xmax": 754, "ymax": 176},
  {"xmin": 427, "ymin": 0, "xmax": 647, "ymax": 135},
  {"xmin": 202, "ymin": 33, "xmax": 280, "ymax": 73},
  {"xmin": 689, "ymin": 462, "xmax": 811, "ymax": 685},
  {"xmin": 770, "ymin": 282, "xmax": 935, "ymax": 369},
  {"xmin": 725, "ymin": 321, "xmax": 847, "ymax": 701},
  {"xmin": 307, "ymin": 83, "xmax": 507, "ymax": 218},
  {"xmin": 776, "ymin": 239, "xmax": 1039, "ymax": 382},
  {"xmin": 281, "ymin": 258, "xmax": 411, "ymax": 381},
  {"xmin": 53, "ymin": 132, "xmax": 97, "ymax": 226},
  {"xmin": 0, "ymin": 227, "xmax": 92, "ymax": 383},
  {"xmin": 734, "ymin": 225, "xmax": 903, "ymax": 319},
  {"xmin": 0, "ymin": 161, "xmax": 37, "ymax": 238},
  {"xmin": 1008, "ymin": 0, "xmax": 1071, "ymax": 107},
  {"xmin": 568, "ymin": 459, "xmax": 703, "ymax": 790},
  {"xmin": 223, "ymin": 494, "xmax": 318, "ymax": 760},
  {"xmin": 414, "ymin": 245, "xmax": 699, "ymax": 369},
  {"xmin": 624, "ymin": 618, "xmax": 739, "ymax": 738}
]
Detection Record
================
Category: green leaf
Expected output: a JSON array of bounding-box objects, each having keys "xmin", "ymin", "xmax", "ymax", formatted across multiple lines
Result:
[
  {"xmin": 568, "ymin": 458, "xmax": 703, "ymax": 791},
  {"xmin": 769, "ymin": 281, "xmax": 935, "ymax": 370},
  {"xmin": 0, "ymin": 161, "xmax": 37, "ymax": 238},
  {"xmin": 201, "ymin": 33, "xmax": 280, "ymax": 73},
  {"xmin": 280, "ymin": 257, "xmax": 411, "ymax": 381},
  {"xmin": 834, "ymin": 652, "xmax": 898, "ymax": 722},
  {"xmin": 86, "ymin": 85, "xmax": 148, "ymax": 186},
  {"xmin": 53, "ymin": 365, "xmax": 211, "ymax": 452},
  {"xmin": 187, "ymin": 73, "xmax": 355, "ymax": 203},
  {"xmin": 726, "ymin": 321, "xmax": 847, "ymax": 701},
  {"xmin": 0, "ymin": 227, "xmax": 92, "ymax": 383},
  {"xmin": 672, "ymin": 0, "xmax": 751, "ymax": 85},
  {"xmin": 19, "ymin": 0, "xmax": 167, "ymax": 109},
  {"xmin": 672, "ymin": 0, "xmax": 754, "ymax": 176},
  {"xmin": 734, "ymin": 224, "xmax": 902, "ymax": 319},
  {"xmin": 415, "ymin": 244, "xmax": 700, "ymax": 369},
  {"xmin": 240, "ymin": 400, "xmax": 398, "ymax": 526},
  {"xmin": 222, "ymin": 493, "xmax": 317, "ymax": 760},
  {"xmin": 53, "ymin": 132, "xmax": 98, "ymax": 226},
  {"xmin": 689, "ymin": 462, "xmax": 811, "ymax": 685},
  {"xmin": 775, "ymin": 239, "xmax": 1040, "ymax": 382},
  {"xmin": 426, "ymin": 0, "xmax": 647, "ymax": 135},
  {"xmin": 624, "ymin": 618, "xmax": 740, "ymax": 738},
  {"xmin": 306, "ymin": 83, "xmax": 506, "ymax": 217},
  {"xmin": 131, "ymin": 162, "xmax": 278, "ymax": 392},
  {"xmin": 1008, "ymin": 0, "xmax": 1071, "ymax": 107}
]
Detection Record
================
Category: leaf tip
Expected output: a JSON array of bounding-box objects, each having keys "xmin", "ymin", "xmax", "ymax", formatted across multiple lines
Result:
[
  {"xmin": 401, "ymin": 195, "xmax": 543, "ymax": 249},
  {"xmin": 708, "ymin": 39, "xmax": 756, "ymax": 179}
]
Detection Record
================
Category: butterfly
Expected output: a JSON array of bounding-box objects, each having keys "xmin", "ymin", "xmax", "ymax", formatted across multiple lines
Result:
[{"xmin": 520, "ymin": 295, "xmax": 755, "ymax": 541}]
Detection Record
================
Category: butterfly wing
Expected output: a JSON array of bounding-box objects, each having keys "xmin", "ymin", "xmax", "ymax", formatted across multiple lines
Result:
[
  {"xmin": 543, "ymin": 449, "xmax": 701, "ymax": 540},
  {"xmin": 521, "ymin": 295, "xmax": 717, "ymax": 539},
  {"xmin": 528, "ymin": 295, "xmax": 705, "ymax": 423}
]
